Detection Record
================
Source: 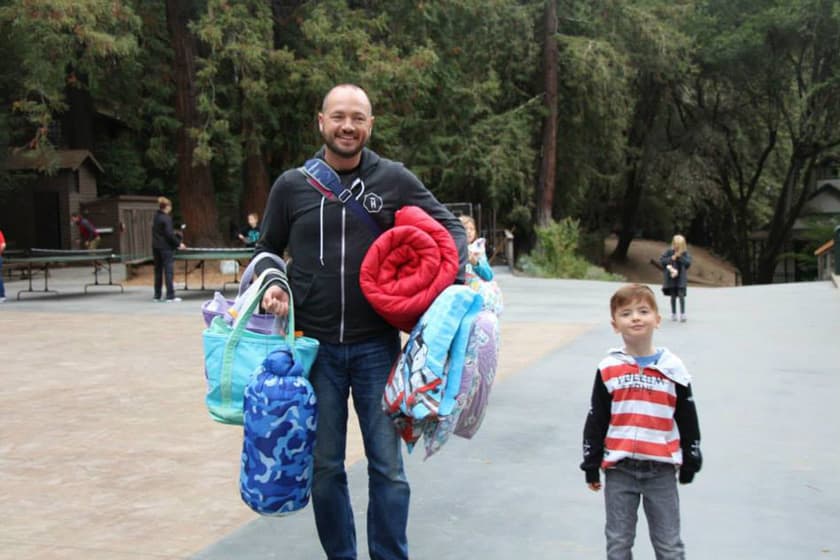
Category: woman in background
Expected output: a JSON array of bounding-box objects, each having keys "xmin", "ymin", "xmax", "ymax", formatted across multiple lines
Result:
[
  {"xmin": 152, "ymin": 197, "xmax": 186, "ymax": 302},
  {"xmin": 659, "ymin": 234, "xmax": 692, "ymax": 322}
]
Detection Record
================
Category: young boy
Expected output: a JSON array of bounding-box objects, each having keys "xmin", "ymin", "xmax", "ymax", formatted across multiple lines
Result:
[{"xmin": 581, "ymin": 283, "xmax": 702, "ymax": 559}]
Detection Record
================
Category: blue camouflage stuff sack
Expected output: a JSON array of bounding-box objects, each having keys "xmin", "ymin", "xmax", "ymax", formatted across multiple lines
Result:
[{"xmin": 240, "ymin": 349, "xmax": 318, "ymax": 516}]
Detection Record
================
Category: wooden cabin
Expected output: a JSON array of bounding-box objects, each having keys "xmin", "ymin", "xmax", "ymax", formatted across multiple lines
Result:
[{"xmin": 1, "ymin": 149, "xmax": 103, "ymax": 250}]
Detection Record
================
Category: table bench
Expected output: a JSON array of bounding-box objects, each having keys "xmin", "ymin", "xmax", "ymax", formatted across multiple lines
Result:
[{"xmin": 7, "ymin": 249, "xmax": 124, "ymax": 300}]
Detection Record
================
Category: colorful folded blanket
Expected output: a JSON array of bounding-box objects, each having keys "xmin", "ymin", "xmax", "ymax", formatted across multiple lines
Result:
[{"xmin": 382, "ymin": 285, "xmax": 483, "ymax": 451}]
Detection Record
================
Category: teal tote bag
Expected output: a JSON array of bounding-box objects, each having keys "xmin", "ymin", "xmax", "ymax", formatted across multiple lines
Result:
[{"xmin": 203, "ymin": 271, "xmax": 319, "ymax": 425}]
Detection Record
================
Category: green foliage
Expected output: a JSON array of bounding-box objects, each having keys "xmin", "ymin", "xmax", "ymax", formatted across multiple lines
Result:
[
  {"xmin": 0, "ymin": 0, "xmax": 837, "ymax": 273},
  {"xmin": 95, "ymin": 133, "xmax": 148, "ymax": 196},
  {"xmin": 0, "ymin": 0, "xmax": 141, "ymax": 154},
  {"xmin": 519, "ymin": 217, "xmax": 624, "ymax": 280}
]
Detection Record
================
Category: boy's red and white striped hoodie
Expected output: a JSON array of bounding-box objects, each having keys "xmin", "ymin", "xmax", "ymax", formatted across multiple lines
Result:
[{"xmin": 580, "ymin": 348, "xmax": 702, "ymax": 485}]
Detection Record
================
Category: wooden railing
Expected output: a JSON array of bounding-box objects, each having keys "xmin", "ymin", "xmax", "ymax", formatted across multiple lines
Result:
[{"xmin": 814, "ymin": 225, "xmax": 840, "ymax": 280}]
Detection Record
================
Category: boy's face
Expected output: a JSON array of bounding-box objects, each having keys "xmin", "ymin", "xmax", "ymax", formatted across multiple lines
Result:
[
  {"xmin": 611, "ymin": 298, "xmax": 661, "ymax": 342},
  {"xmin": 248, "ymin": 215, "xmax": 258, "ymax": 227}
]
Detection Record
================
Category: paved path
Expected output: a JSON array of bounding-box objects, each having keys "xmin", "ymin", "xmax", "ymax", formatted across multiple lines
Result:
[{"xmin": 1, "ymin": 267, "xmax": 839, "ymax": 559}]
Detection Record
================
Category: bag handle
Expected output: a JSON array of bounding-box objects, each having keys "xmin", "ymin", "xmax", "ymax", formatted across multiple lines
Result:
[
  {"xmin": 237, "ymin": 252, "xmax": 286, "ymax": 297},
  {"xmin": 218, "ymin": 271, "xmax": 295, "ymax": 409}
]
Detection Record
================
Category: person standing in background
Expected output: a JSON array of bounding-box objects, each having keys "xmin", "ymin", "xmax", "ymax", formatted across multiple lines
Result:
[
  {"xmin": 152, "ymin": 197, "xmax": 186, "ymax": 303},
  {"xmin": 71, "ymin": 213, "xmax": 101, "ymax": 249},
  {"xmin": 459, "ymin": 214, "xmax": 494, "ymax": 281},
  {"xmin": 659, "ymin": 234, "xmax": 692, "ymax": 322},
  {"xmin": 0, "ymin": 228, "xmax": 6, "ymax": 303}
]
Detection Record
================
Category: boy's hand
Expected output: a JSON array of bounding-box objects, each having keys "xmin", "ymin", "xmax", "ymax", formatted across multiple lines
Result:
[{"xmin": 587, "ymin": 482, "xmax": 602, "ymax": 492}]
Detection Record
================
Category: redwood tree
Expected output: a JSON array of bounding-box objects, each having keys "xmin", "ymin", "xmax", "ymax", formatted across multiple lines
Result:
[
  {"xmin": 536, "ymin": 0, "xmax": 558, "ymax": 227},
  {"xmin": 165, "ymin": 0, "xmax": 220, "ymax": 246}
]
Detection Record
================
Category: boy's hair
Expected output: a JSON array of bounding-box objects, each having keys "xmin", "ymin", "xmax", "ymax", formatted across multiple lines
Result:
[
  {"xmin": 248, "ymin": 212, "xmax": 259, "ymax": 220},
  {"xmin": 610, "ymin": 284, "xmax": 659, "ymax": 316}
]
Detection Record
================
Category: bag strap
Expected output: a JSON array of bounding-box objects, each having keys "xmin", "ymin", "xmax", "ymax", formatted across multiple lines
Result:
[
  {"xmin": 219, "ymin": 271, "xmax": 295, "ymax": 408},
  {"xmin": 300, "ymin": 158, "xmax": 383, "ymax": 236}
]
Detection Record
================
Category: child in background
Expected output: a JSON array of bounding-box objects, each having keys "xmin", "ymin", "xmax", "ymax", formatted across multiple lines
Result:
[
  {"xmin": 71, "ymin": 213, "xmax": 101, "ymax": 250},
  {"xmin": 458, "ymin": 214, "xmax": 493, "ymax": 281},
  {"xmin": 581, "ymin": 284, "xmax": 702, "ymax": 559},
  {"xmin": 238, "ymin": 213, "xmax": 261, "ymax": 247},
  {"xmin": 659, "ymin": 234, "xmax": 692, "ymax": 322}
]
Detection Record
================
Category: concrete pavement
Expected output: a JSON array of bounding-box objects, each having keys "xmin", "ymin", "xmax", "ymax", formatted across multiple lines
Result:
[{"xmin": 1, "ymin": 266, "xmax": 839, "ymax": 559}]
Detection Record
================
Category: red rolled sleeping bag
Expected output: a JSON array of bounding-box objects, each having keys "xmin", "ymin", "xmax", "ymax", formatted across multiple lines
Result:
[{"xmin": 360, "ymin": 205, "xmax": 459, "ymax": 333}]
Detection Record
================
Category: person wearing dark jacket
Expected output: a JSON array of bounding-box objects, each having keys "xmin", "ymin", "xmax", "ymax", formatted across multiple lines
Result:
[
  {"xmin": 255, "ymin": 84, "xmax": 467, "ymax": 560},
  {"xmin": 660, "ymin": 234, "xmax": 692, "ymax": 322},
  {"xmin": 152, "ymin": 197, "xmax": 185, "ymax": 302}
]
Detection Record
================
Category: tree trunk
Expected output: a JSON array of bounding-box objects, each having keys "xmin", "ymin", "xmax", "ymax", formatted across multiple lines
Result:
[
  {"xmin": 63, "ymin": 71, "xmax": 95, "ymax": 150},
  {"xmin": 536, "ymin": 0, "xmax": 558, "ymax": 227},
  {"xmin": 241, "ymin": 134, "xmax": 271, "ymax": 219},
  {"xmin": 611, "ymin": 75, "xmax": 663, "ymax": 261},
  {"xmin": 271, "ymin": 0, "xmax": 303, "ymax": 49},
  {"xmin": 165, "ymin": 0, "xmax": 220, "ymax": 247},
  {"xmin": 755, "ymin": 153, "xmax": 812, "ymax": 283}
]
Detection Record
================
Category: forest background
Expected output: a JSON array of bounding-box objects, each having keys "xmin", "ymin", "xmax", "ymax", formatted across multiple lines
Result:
[{"xmin": 1, "ymin": 0, "xmax": 838, "ymax": 284}]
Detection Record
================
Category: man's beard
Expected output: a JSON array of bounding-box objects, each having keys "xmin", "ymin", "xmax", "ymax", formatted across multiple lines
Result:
[{"xmin": 323, "ymin": 132, "xmax": 367, "ymax": 159}]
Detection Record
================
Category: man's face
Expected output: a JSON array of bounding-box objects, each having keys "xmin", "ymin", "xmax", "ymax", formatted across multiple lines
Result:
[{"xmin": 318, "ymin": 87, "xmax": 374, "ymax": 162}]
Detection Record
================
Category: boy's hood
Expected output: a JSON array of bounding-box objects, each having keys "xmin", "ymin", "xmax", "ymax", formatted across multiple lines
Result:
[{"xmin": 606, "ymin": 347, "xmax": 692, "ymax": 387}]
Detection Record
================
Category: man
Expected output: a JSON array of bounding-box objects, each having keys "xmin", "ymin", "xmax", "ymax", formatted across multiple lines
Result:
[
  {"xmin": 71, "ymin": 213, "xmax": 101, "ymax": 249},
  {"xmin": 256, "ymin": 84, "xmax": 467, "ymax": 560}
]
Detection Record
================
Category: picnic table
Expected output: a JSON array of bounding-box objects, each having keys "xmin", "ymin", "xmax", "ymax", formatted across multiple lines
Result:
[
  {"xmin": 7, "ymin": 248, "xmax": 123, "ymax": 300},
  {"xmin": 175, "ymin": 248, "xmax": 254, "ymax": 291}
]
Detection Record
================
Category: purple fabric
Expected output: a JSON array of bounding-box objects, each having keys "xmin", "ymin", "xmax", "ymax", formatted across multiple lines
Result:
[
  {"xmin": 453, "ymin": 310, "xmax": 500, "ymax": 439},
  {"xmin": 421, "ymin": 309, "xmax": 500, "ymax": 459},
  {"xmin": 201, "ymin": 295, "xmax": 283, "ymax": 335}
]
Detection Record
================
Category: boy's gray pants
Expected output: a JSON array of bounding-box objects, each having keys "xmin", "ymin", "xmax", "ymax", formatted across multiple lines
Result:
[{"xmin": 604, "ymin": 459, "xmax": 685, "ymax": 560}]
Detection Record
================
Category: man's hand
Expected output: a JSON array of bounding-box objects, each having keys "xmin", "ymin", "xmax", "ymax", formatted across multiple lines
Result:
[
  {"xmin": 587, "ymin": 482, "xmax": 602, "ymax": 492},
  {"xmin": 262, "ymin": 285, "xmax": 290, "ymax": 317}
]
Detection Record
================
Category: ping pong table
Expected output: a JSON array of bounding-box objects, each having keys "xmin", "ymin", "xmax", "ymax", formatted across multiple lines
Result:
[
  {"xmin": 174, "ymin": 248, "xmax": 254, "ymax": 291},
  {"xmin": 7, "ymin": 248, "xmax": 124, "ymax": 300}
]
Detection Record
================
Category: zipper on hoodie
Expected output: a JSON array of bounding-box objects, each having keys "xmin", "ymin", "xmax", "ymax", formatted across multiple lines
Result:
[{"xmin": 339, "ymin": 206, "xmax": 347, "ymax": 343}]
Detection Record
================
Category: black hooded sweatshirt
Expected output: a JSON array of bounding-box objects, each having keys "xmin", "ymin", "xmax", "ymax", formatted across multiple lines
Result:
[{"xmin": 255, "ymin": 147, "xmax": 467, "ymax": 344}]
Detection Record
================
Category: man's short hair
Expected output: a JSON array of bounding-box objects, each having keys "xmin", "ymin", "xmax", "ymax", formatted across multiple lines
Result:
[{"xmin": 610, "ymin": 284, "xmax": 658, "ymax": 316}]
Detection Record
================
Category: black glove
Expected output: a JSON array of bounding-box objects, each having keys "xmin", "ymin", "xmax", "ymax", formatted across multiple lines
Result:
[{"xmin": 679, "ymin": 469, "xmax": 695, "ymax": 484}]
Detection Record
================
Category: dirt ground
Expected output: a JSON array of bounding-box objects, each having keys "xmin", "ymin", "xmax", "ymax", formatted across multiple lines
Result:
[
  {"xmin": 124, "ymin": 260, "xmax": 248, "ymax": 290},
  {"xmin": 604, "ymin": 236, "xmax": 739, "ymax": 287},
  {"xmin": 123, "ymin": 239, "xmax": 739, "ymax": 289}
]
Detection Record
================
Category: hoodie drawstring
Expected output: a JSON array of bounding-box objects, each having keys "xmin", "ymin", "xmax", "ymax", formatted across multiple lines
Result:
[{"xmin": 319, "ymin": 196, "xmax": 326, "ymax": 266}]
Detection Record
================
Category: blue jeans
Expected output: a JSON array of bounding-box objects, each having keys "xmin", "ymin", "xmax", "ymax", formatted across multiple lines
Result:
[
  {"xmin": 604, "ymin": 459, "xmax": 684, "ymax": 560},
  {"xmin": 309, "ymin": 331, "xmax": 409, "ymax": 560}
]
